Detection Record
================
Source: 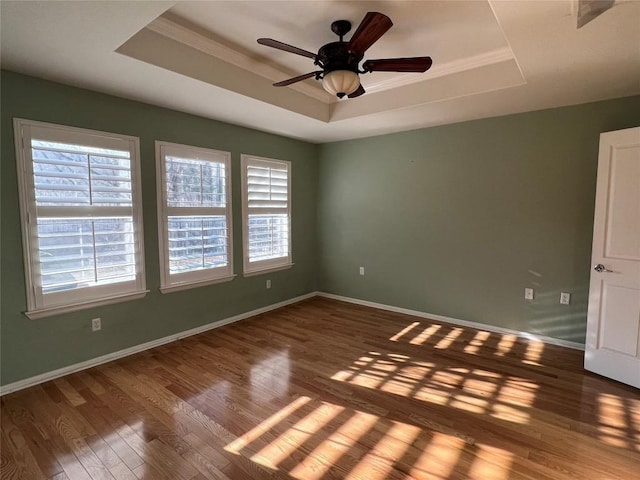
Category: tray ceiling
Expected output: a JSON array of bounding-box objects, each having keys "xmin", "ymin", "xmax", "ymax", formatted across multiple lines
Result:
[{"xmin": 2, "ymin": 1, "xmax": 639, "ymax": 142}]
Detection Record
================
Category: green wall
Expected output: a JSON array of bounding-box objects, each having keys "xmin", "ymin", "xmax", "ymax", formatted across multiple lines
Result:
[
  {"xmin": 1, "ymin": 71, "xmax": 318, "ymax": 385},
  {"xmin": 317, "ymin": 96, "xmax": 640, "ymax": 344},
  {"xmin": 2, "ymin": 69, "xmax": 639, "ymax": 387}
]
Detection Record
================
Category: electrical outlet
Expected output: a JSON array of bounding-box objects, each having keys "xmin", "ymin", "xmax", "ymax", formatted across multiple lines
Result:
[
  {"xmin": 524, "ymin": 288, "xmax": 534, "ymax": 300},
  {"xmin": 560, "ymin": 292, "xmax": 571, "ymax": 305},
  {"xmin": 91, "ymin": 318, "xmax": 101, "ymax": 331},
  {"xmin": 359, "ymin": 267, "xmax": 365, "ymax": 276},
  {"xmin": 266, "ymin": 279, "xmax": 271, "ymax": 289}
]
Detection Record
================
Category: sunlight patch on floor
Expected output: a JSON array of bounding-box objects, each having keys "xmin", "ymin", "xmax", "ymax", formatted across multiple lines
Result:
[
  {"xmin": 251, "ymin": 401, "xmax": 346, "ymax": 469},
  {"xmin": 434, "ymin": 327, "xmax": 464, "ymax": 349},
  {"xmin": 414, "ymin": 385, "xmax": 450, "ymax": 406},
  {"xmin": 390, "ymin": 321, "xmax": 420, "ymax": 342},
  {"xmin": 333, "ymin": 352, "xmax": 535, "ymax": 424},
  {"xmin": 225, "ymin": 395, "xmax": 310, "ymax": 455},
  {"xmin": 344, "ymin": 421, "xmax": 421, "ymax": 480},
  {"xmin": 464, "ymin": 331, "xmax": 491, "ymax": 355},
  {"xmin": 495, "ymin": 334, "xmax": 517, "ymax": 356},
  {"xmin": 411, "ymin": 432, "xmax": 466, "ymax": 479},
  {"xmin": 388, "ymin": 321, "xmax": 549, "ymax": 370},
  {"xmin": 491, "ymin": 403, "xmax": 532, "ymax": 424},
  {"xmin": 377, "ymin": 376, "xmax": 416, "ymax": 397},
  {"xmin": 463, "ymin": 377, "xmax": 498, "ymax": 397},
  {"xmin": 289, "ymin": 411, "xmax": 380, "ymax": 480},
  {"xmin": 523, "ymin": 341, "xmax": 544, "ymax": 365},
  {"xmin": 222, "ymin": 395, "xmax": 501, "ymax": 480},
  {"xmin": 468, "ymin": 444, "xmax": 515, "ymax": 480},
  {"xmin": 499, "ymin": 378, "xmax": 538, "ymax": 408},
  {"xmin": 597, "ymin": 392, "xmax": 639, "ymax": 450},
  {"xmin": 410, "ymin": 325, "xmax": 441, "ymax": 345},
  {"xmin": 450, "ymin": 394, "xmax": 488, "ymax": 414}
]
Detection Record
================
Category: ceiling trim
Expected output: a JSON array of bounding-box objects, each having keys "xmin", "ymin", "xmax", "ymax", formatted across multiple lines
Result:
[
  {"xmin": 117, "ymin": 28, "xmax": 331, "ymax": 122},
  {"xmin": 5, "ymin": 1, "xmax": 636, "ymax": 143},
  {"xmin": 145, "ymin": 13, "xmax": 518, "ymax": 101},
  {"xmin": 364, "ymin": 47, "xmax": 517, "ymax": 93},
  {"xmin": 147, "ymin": 15, "xmax": 334, "ymax": 104}
]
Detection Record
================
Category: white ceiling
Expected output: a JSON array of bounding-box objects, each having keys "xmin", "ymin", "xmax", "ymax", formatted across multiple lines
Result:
[{"xmin": 1, "ymin": 1, "xmax": 639, "ymax": 143}]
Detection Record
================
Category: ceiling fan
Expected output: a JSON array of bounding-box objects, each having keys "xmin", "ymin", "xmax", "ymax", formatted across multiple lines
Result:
[{"xmin": 257, "ymin": 12, "xmax": 433, "ymax": 99}]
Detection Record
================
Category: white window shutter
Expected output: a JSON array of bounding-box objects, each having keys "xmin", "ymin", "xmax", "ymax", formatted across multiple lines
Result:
[
  {"xmin": 156, "ymin": 142, "xmax": 233, "ymax": 292},
  {"xmin": 241, "ymin": 155, "xmax": 292, "ymax": 275},
  {"xmin": 14, "ymin": 119, "xmax": 147, "ymax": 318}
]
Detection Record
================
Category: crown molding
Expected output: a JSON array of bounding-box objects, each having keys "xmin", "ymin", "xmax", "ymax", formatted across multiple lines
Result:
[
  {"xmin": 147, "ymin": 15, "xmax": 519, "ymax": 104},
  {"xmin": 147, "ymin": 15, "xmax": 334, "ymax": 104},
  {"xmin": 364, "ymin": 47, "xmax": 516, "ymax": 94}
]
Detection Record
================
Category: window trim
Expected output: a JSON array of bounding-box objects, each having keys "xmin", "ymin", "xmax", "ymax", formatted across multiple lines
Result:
[
  {"xmin": 14, "ymin": 118, "xmax": 147, "ymax": 319},
  {"xmin": 155, "ymin": 141, "xmax": 234, "ymax": 293},
  {"xmin": 240, "ymin": 154, "xmax": 292, "ymax": 276}
]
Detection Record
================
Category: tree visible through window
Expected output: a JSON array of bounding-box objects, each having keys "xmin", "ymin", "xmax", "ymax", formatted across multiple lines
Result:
[
  {"xmin": 33, "ymin": 141, "xmax": 136, "ymax": 292},
  {"xmin": 14, "ymin": 119, "xmax": 146, "ymax": 318},
  {"xmin": 241, "ymin": 155, "xmax": 291, "ymax": 275},
  {"xmin": 156, "ymin": 142, "xmax": 233, "ymax": 291}
]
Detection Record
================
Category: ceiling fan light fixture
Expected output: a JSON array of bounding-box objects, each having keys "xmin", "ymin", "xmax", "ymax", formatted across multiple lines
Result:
[
  {"xmin": 259, "ymin": 12, "xmax": 432, "ymax": 99},
  {"xmin": 322, "ymin": 70, "xmax": 360, "ymax": 98}
]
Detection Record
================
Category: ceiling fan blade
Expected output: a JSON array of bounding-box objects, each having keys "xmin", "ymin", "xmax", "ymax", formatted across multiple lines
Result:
[
  {"xmin": 273, "ymin": 71, "xmax": 321, "ymax": 87},
  {"xmin": 348, "ymin": 12, "xmax": 393, "ymax": 56},
  {"xmin": 577, "ymin": 0, "xmax": 614, "ymax": 28},
  {"xmin": 363, "ymin": 57, "xmax": 433, "ymax": 73},
  {"xmin": 348, "ymin": 84, "xmax": 366, "ymax": 98},
  {"xmin": 257, "ymin": 38, "xmax": 316, "ymax": 59}
]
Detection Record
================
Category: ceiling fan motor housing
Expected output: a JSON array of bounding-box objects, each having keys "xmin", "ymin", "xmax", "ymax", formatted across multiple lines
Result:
[{"xmin": 317, "ymin": 42, "xmax": 362, "ymax": 74}]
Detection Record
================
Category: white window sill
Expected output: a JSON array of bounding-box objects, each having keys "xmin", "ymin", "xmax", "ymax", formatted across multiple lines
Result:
[
  {"xmin": 25, "ymin": 290, "xmax": 149, "ymax": 320},
  {"xmin": 243, "ymin": 263, "xmax": 294, "ymax": 277},
  {"xmin": 159, "ymin": 274, "xmax": 236, "ymax": 294}
]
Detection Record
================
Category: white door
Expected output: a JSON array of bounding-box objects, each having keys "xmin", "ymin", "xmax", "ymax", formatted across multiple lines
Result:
[{"xmin": 585, "ymin": 126, "xmax": 640, "ymax": 388}]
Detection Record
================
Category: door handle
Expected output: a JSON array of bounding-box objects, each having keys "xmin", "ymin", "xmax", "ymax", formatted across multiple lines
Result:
[{"xmin": 594, "ymin": 263, "xmax": 614, "ymax": 273}]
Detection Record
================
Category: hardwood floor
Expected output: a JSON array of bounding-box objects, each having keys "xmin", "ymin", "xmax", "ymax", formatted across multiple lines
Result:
[{"xmin": 2, "ymin": 297, "xmax": 639, "ymax": 479}]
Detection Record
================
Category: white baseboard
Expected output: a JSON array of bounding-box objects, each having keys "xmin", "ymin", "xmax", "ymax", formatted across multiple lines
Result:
[
  {"xmin": 0, "ymin": 292, "xmax": 318, "ymax": 396},
  {"xmin": 2, "ymin": 290, "xmax": 585, "ymax": 396},
  {"xmin": 317, "ymin": 292, "xmax": 585, "ymax": 351}
]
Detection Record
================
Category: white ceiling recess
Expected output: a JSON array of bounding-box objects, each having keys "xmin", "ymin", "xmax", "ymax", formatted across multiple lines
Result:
[{"xmin": 1, "ymin": 1, "xmax": 639, "ymax": 143}]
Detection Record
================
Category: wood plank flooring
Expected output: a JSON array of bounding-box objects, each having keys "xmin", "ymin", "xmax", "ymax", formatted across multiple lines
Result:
[{"xmin": 2, "ymin": 297, "xmax": 639, "ymax": 479}]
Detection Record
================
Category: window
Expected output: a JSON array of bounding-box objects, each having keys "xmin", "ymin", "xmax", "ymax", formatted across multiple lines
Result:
[
  {"xmin": 156, "ymin": 142, "xmax": 233, "ymax": 292},
  {"xmin": 14, "ymin": 119, "xmax": 147, "ymax": 318},
  {"xmin": 241, "ymin": 154, "xmax": 292, "ymax": 275}
]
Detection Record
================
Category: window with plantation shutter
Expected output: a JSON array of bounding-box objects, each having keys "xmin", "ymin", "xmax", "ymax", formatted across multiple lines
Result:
[
  {"xmin": 14, "ymin": 119, "xmax": 147, "ymax": 319},
  {"xmin": 156, "ymin": 142, "xmax": 234, "ymax": 292},
  {"xmin": 241, "ymin": 155, "xmax": 292, "ymax": 275}
]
